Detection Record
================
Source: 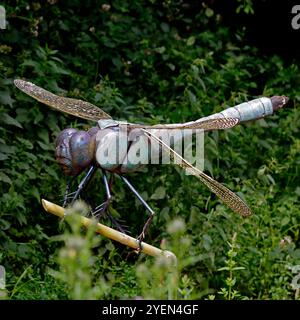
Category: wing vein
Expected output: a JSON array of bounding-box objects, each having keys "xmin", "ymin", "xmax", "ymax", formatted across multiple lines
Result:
[
  {"xmin": 142, "ymin": 128, "xmax": 252, "ymax": 216},
  {"xmin": 14, "ymin": 79, "xmax": 111, "ymax": 121}
]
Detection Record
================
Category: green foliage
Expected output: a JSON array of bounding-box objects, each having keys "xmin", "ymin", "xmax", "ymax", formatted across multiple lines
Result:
[
  {"xmin": 0, "ymin": 0, "xmax": 300, "ymax": 300},
  {"xmin": 49, "ymin": 201, "xmax": 110, "ymax": 300},
  {"xmin": 236, "ymin": 0, "xmax": 254, "ymax": 14},
  {"xmin": 217, "ymin": 233, "xmax": 246, "ymax": 300},
  {"xmin": 136, "ymin": 218, "xmax": 193, "ymax": 299}
]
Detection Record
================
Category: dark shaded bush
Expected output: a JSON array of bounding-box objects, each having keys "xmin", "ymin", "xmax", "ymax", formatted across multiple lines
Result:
[{"xmin": 0, "ymin": 0, "xmax": 299, "ymax": 299}]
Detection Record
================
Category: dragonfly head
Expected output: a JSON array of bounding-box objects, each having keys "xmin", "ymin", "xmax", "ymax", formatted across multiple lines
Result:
[{"xmin": 55, "ymin": 127, "xmax": 97, "ymax": 176}]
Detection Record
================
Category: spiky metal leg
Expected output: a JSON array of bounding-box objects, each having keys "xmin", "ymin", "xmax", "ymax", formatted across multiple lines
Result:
[
  {"xmin": 119, "ymin": 175, "xmax": 155, "ymax": 249},
  {"xmin": 69, "ymin": 165, "xmax": 97, "ymax": 205},
  {"xmin": 91, "ymin": 171, "xmax": 128, "ymax": 234},
  {"xmin": 92, "ymin": 170, "xmax": 112, "ymax": 218},
  {"xmin": 63, "ymin": 165, "xmax": 97, "ymax": 206},
  {"xmin": 63, "ymin": 176, "xmax": 76, "ymax": 207}
]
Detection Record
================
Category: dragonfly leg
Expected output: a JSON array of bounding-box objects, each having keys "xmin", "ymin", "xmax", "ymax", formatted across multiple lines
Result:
[
  {"xmin": 62, "ymin": 165, "xmax": 97, "ymax": 207},
  {"xmin": 63, "ymin": 176, "xmax": 76, "ymax": 207},
  {"xmin": 91, "ymin": 172, "xmax": 129, "ymax": 234},
  {"xmin": 92, "ymin": 170, "xmax": 112, "ymax": 218},
  {"xmin": 119, "ymin": 175, "xmax": 155, "ymax": 249}
]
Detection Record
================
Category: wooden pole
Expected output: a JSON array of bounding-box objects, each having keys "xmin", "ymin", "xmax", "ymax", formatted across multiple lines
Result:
[{"xmin": 42, "ymin": 199, "xmax": 177, "ymax": 262}]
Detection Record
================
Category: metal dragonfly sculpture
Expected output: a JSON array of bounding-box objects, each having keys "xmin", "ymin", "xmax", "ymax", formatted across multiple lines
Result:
[{"xmin": 14, "ymin": 79, "xmax": 288, "ymax": 244}]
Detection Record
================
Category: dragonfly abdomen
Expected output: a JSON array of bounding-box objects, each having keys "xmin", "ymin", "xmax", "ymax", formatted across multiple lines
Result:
[{"xmin": 198, "ymin": 96, "xmax": 287, "ymax": 123}]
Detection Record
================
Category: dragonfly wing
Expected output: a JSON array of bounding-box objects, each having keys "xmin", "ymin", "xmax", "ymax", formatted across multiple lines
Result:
[
  {"xmin": 14, "ymin": 79, "xmax": 112, "ymax": 121},
  {"xmin": 130, "ymin": 118, "xmax": 239, "ymax": 130},
  {"xmin": 142, "ymin": 128, "xmax": 252, "ymax": 217},
  {"xmin": 176, "ymin": 117, "xmax": 239, "ymax": 130}
]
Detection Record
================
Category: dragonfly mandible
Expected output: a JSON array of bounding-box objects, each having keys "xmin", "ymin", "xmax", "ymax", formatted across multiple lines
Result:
[{"xmin": 14, "ymin": 79, "xmax": 288, "ymax": 243}]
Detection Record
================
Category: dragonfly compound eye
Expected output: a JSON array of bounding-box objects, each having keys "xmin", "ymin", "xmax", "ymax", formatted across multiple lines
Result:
[
  {"xmin": 55, "ymin": 129, "xmax": 95, "ymax": 176},
  {"xmin": 55, "ymin": 128, "xmax": 77, "ymax": 148}
]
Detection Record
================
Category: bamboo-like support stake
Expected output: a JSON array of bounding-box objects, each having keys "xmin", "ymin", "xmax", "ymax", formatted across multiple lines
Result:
[{"xmin": 42, "ymin": 199, "xmax": 177, "ymax": 262}]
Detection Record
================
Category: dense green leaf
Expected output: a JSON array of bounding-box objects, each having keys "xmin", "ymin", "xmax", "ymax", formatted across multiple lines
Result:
[
  {"xmin": 0, "ymin": 0, "xmax": 299, "ymax": 300},
  {"xmin": 0, "ymin": 113, "xmax": 23, "ymax": 128}
]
